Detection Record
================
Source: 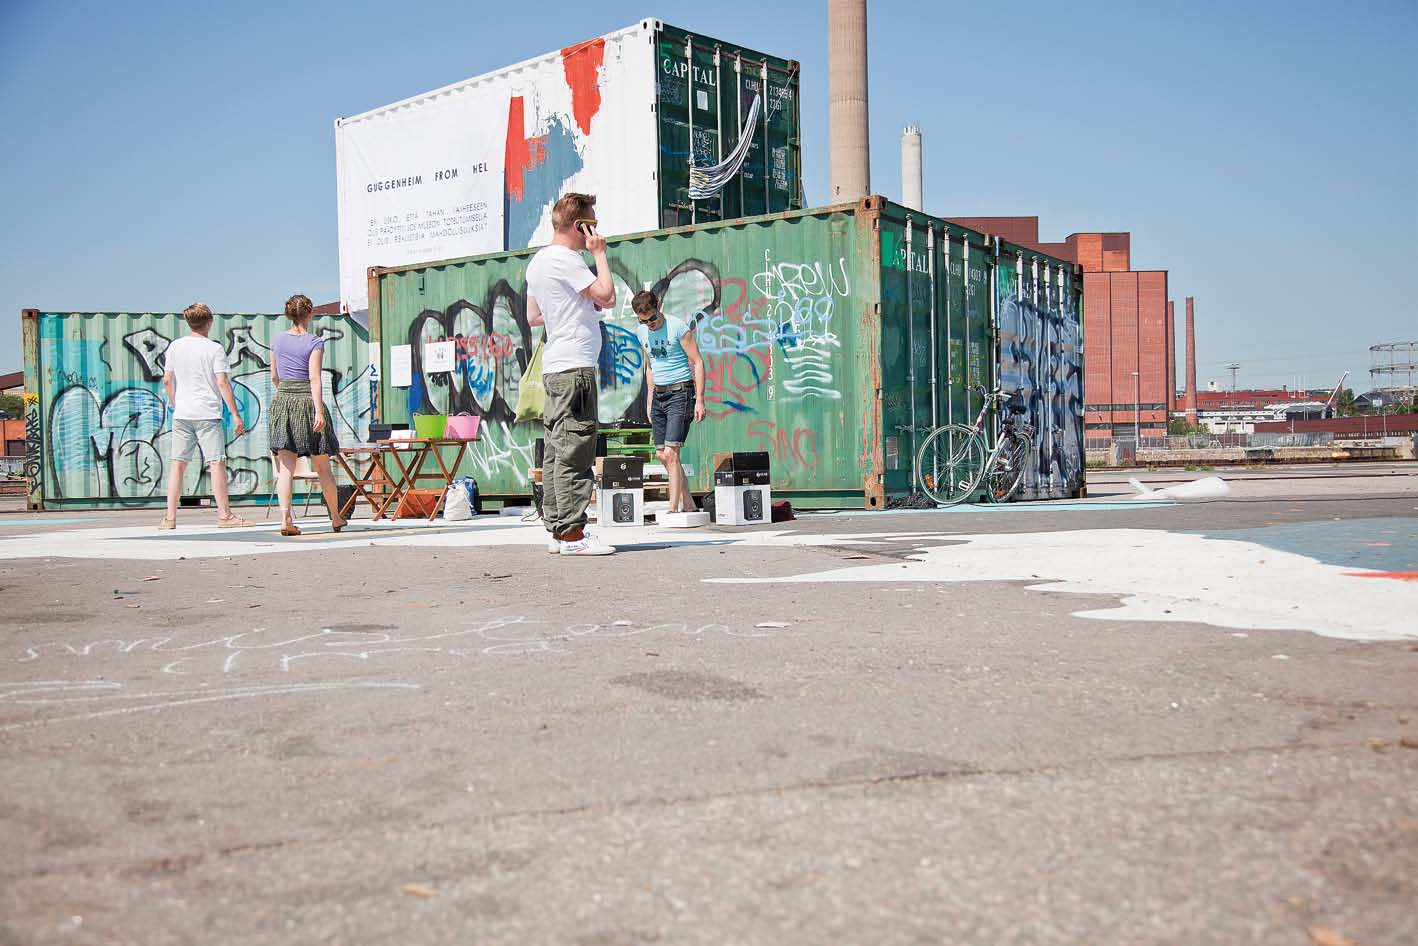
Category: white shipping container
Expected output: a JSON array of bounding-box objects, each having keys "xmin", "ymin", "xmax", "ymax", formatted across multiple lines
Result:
[{"xmin": 335, "ymin": 21, "xmax": 662, "ymax": 321}]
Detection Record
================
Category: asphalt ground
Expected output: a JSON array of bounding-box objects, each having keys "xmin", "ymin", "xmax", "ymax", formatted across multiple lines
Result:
[{"xmin": 1, "ymin": 465, "xmax": 1416, "ymax": 946}]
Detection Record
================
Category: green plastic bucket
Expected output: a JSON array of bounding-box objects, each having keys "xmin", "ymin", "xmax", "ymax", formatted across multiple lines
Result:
[{"xmin": 412, "ymin": 414, "xmax": 447, "ymax": 438}]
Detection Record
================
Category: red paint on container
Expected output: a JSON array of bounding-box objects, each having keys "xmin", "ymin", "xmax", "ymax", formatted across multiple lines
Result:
[
  {"xmin": 504, "ymin": 96, "xmax": 548, "ymax": 202},
  {"xmin": 561, "ymin": 38, "xmax": 606, "ymax": 136}
]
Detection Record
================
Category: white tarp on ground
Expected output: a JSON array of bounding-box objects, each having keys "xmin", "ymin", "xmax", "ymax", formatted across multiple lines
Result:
[{"xmin": 334, "ymin": 21, "xmax": 661, "ymax": 320}]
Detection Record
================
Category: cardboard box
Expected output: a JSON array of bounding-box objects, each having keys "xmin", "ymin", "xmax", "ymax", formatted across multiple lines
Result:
[
  {"xmin": 712, "ymin": 451, "xmax": 771, "ymax": 487},
  {"xmin": 713, "ymin": 484, "xmax": 770, "ymax": 526},
  {"xmin": 595, "ymin": 456, "xmax": 645, "ymax": 488}
]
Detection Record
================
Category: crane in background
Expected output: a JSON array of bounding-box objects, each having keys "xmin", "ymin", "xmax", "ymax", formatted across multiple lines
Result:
[{"xmin": 1322, "ymin": 370, "xmax": 1350, "ymax": 418}]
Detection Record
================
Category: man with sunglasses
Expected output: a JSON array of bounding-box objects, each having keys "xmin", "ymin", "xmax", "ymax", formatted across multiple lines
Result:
[
  {"xmin": 632, "ymin": 290, "xmax": 706, "ymax": 515},
  {"xmin": 526, "ymin": 192, "xmax": 617, "ymax": 555}
]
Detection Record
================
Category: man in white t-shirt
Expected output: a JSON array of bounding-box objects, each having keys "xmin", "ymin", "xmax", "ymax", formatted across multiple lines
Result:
[
  {"xmin": 159, "ymin": 302, "xmax": 249, "ymax": 530},
  {"xmin": 526, "ymin": 192, "xmax": 617, "ymax": 556}
]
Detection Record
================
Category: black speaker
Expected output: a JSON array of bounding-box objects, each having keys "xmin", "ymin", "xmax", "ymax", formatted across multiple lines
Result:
[
  {"xmin": 743, "ymin": 488, "xmax": 764, "ymax": 522},
  {"xmin": 613, "ymin": 492, "xmax": 635, "ymax": 524}
]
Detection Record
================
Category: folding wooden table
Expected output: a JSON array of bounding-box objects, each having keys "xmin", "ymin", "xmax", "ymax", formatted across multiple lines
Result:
[
  {"xmin": 334, "ymin": 446, "xmax": 399, "ymax": 521},
  {"xmin": 377, "ymin": 437, "xmax": 473, "ymax": 522}
]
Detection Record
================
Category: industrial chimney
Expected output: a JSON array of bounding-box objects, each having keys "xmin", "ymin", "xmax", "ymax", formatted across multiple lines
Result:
[
  {"xmin": 828, "ymin": 0, "xmax": 870, "ymax": 199},
  {"xmin": 1185, "ymin": 297, "xmax": 1198, "ymax": 423},
  {"xmin": 900, "ymin": 124, "xmax": 922, "ymax": 210}
]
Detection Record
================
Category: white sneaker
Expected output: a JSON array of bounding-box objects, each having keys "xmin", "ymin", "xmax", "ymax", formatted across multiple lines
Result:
[
  {"xmin": 547, "ymin": 536, "xmax": 562, "ymax": 554},
  {"xmin": 559, "ymin": 532, "xmax": 616, "ymax": 556}
]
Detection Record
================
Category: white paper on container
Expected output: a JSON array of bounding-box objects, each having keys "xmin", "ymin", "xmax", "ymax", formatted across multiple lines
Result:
[
  {"xmin": 334, "ymin": 20, "xmax": 661, "ymax": 322},
  {"xmin": 389, "ymin": 344, "xmax": 413, "ymax": 387},
  {"xmin": 424, "ymin": 340, "xmax": 455, "ymax": 374}
]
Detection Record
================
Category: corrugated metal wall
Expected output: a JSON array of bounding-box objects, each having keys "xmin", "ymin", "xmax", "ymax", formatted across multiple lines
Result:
[
  {"xmin": 374, "ymin": 204, "xmax": 880, "ymax": 505},
  {"xmin": 876, "ymin": 211, "xmax": 995, "ymax": 496},
  {"xmin": 372, "ymin": 199, "xmax": 1083, "ymax": 507},
  {"xmin": 23, "ymin": 311, "xmax": 371, "ymax": 509}
]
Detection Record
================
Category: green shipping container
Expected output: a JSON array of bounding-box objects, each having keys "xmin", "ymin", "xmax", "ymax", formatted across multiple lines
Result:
[
  {"xmin": 654, "ymin": 22, "xmax": 803, "ymax": 227},
  {"xmin": 370, "ymin": 197, "xmax": 1083, "ymax": 508},
  {"xmin": 21, "ymin": 310, "xmax": 373, "ymax": 510}
]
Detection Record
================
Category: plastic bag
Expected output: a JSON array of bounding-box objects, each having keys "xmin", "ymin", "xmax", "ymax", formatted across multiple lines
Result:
[
  {"xmin": 454, "ymin": 475, "xmax": 480, "ymax": 515},
  {"xmin": 442, "ymin": 482, "xmax": 472, "ymax": 520},
  {"xmin": 514, "ymin": 342, "xmax": 545, "ymax": 422}
]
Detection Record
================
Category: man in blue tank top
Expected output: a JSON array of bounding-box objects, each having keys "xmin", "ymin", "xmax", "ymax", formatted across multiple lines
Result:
[{"xmin": 632, "ymin": 290, "xmax": 705, "ymax": 514}]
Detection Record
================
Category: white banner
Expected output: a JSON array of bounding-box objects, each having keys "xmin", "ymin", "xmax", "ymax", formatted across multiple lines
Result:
[{"xmin": 336, "ymin": 84, "xmax": 511, "ymax": 320}]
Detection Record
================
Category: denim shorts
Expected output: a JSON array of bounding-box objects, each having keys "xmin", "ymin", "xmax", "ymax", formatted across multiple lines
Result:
[
  {"xmin": 650, "ymin": 384, "xmax": 694, "ymax": 447},
  {"xmin": 171, "ymin": 417, "xmax": 226, "ymax": 465}
]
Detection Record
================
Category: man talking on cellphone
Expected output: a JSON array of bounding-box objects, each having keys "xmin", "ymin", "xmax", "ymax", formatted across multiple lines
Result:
[{"xmin": 526, "ymin": 192, "xmax": 618, "ymax": 556}]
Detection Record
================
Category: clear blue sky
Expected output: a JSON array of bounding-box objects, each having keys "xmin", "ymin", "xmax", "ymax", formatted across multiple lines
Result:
[{"xmin": 2, "ymin": 0, "xmax": 1414, "ymax": 393}]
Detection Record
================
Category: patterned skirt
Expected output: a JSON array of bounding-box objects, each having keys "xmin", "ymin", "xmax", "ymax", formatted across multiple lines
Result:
[{"xmin": 268, "ymin": 380, "xmax": 340, "ymax": 457}]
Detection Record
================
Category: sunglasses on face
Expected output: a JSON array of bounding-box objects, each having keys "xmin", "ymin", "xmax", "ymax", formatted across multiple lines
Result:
[{"xmin": 637, "ymin": 312, "xmax": 662, "ymax": 325}]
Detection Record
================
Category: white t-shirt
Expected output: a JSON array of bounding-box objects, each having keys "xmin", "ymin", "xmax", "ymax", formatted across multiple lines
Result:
[
  {"xmin": 527, "ymin": 244, "xmax": 600, "ymax": 373},
  {"xmin": 165, "ymin": 334, "xmax": 230, "ymax": 420}
]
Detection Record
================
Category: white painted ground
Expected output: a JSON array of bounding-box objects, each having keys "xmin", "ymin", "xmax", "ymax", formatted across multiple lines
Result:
[
  {"xmin": 711, "ymin": 528, "xmax": 1418, "ymax": 642},
  {"xmin": 0, "ymin": 517, "xmax": 947, "ymax": 561},
  {"xmin": 4, "ymin": 517, "xmax": 1413, "ymax": 642}
]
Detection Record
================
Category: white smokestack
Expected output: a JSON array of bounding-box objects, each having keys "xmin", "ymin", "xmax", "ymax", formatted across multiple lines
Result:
[
  {"xmin": 828, "ymin": 0, "xmax": 870, "ymax": 200},
  {"xmin": 901, "ymin": 124, "xmax": 922, "ymax": 210}
]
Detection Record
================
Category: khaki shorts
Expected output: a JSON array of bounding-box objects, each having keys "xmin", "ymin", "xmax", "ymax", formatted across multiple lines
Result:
[{"xmin": 171, "ymin": 418, "xmax": 226, "ymax": 465}]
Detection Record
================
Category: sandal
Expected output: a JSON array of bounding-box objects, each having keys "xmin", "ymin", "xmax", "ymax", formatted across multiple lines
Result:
[
  {"xmin": 158, "ymin": 517, "xmax": 176, "ymax": 531},
  {"xmin": 331, "ymin": 517, "xmax": 348, "ymax": 533},
  {"xmin": 218, "ymin": 515, "xmax": 252, "ymax": 529},
  {"xmin": 280, "ymin": 523, "xmax": 302, "ymax": 537}
]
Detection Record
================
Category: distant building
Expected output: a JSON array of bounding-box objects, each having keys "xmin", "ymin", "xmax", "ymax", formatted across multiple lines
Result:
[
  {"xmin": 1354, "ymin": 390, "xmax": 1396, "ymax": 413},
  {"xmin": 0, "ymin": 370, "xmax": 22, "ymax": 397},
  {"xmin": 1177, "ymin": 388, "xmax": 1328, "ymax": 434}
]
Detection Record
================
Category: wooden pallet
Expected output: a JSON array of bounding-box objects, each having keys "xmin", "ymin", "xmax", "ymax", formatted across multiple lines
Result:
[{"xmin": 603, "ymin": 427, "xmax": 656, "ymax": 461}]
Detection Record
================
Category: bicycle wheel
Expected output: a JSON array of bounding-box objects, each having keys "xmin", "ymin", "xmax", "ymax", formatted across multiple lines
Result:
[
  {"xmin": 988, "ymin": 429, "xmax": 1033, "ymax": 502},
  {"xmin": 915, "ymin": 424, "xmax": 986, "ymax": 506}
]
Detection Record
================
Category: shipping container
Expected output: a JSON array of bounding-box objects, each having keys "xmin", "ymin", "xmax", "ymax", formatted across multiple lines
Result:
[
  {"xmin": 368, "ymin": 197, "xmax": 1083, "ymax": 508},
  {"xmin": 21, "ymin": 310, "xmax": 372, "ymax": 510},
  {"xmin": 335, "ymin": 18, "xmax": 801, "ymax": 320}
]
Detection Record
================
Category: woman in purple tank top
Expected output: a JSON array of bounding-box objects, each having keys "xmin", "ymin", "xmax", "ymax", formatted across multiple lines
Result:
[{"xmin": 267, "ymin": 294, "xmax": 345, "ymax": 536}]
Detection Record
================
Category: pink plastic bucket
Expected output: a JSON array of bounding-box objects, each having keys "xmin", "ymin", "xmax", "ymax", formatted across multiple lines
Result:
[{"xmin": 445, "ymin": 414, "xmax": 481, "ymax": 440}]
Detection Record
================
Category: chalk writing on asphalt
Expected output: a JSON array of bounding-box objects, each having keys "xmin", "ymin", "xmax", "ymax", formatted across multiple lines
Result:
[{"xmin": 2, "ymin": 617, "xmax": 798, "ymax": 674}]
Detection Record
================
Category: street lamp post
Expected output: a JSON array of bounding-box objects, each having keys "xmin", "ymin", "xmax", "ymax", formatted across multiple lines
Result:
[{"xmin": 1131, "ymin": 370, "xmax": 1140, "ymax": 445}]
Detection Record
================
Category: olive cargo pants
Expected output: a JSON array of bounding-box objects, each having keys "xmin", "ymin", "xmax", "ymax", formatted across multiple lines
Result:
[{"xmin": 541, "ymin": 367, "xmax": 598, "ymax": 538}]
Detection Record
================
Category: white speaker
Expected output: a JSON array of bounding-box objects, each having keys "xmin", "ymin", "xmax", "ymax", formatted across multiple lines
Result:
[
  {"xmin": 595, "ymin": 488, "xmax": 644, "ymax": 527},
  {"xmin": 713, "ymin": 484, "xmax": 770, "ymax": 525}
]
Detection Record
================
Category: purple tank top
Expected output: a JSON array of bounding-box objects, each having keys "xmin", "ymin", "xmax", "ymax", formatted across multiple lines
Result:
[{"xmin": 272, "ymin": 332, "xmax": 324, "ymax": 381}]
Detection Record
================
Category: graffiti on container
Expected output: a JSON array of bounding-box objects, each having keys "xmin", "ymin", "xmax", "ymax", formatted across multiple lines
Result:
[
  {"xmin": 23, "ymin": 394, "xmax": 42, "ymax": 498},
  {"xmin": 462, "ymin": 419, "xmax": 536, "ymax": 484},
  {"xmin": 40, "ymin": 319, "xmax": 370, "ymax": 503},
  {"xmin": 753, "ymin": 253, "xmax": 848, "ymax": 401},
  {"xmin": 598, "ymin": 324, "xmax": 644, "ymax": 386},
  {"xmin": 745, "ymin": 419, "xmax": 818, "ymax": 471},
  {"xmin": 996, "ymin": 274, "xmax": 1084, "ymax": 501},
  {"xmin": 394, "ymin": 252, "xmax": 858, "ymax": 486},
  {"xmin": 407, "ymin": 283, "xmax": 530, "ymax": 421},
  {"xmin": 701, "ymin": 352, "xmax": 769, "ymax": 416},
  {"xmin": 404, "ymin": 261, "xmax": 724, "ymax": 427},
  {"xmin": 122, "ymin": 328, "xmax": 172, "ymax": 381}
]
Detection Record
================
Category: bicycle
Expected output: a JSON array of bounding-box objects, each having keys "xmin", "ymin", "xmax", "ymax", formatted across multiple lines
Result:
[{"xmin": 915, "ymin": 385, "xmax": 1035, "ymax": 506}]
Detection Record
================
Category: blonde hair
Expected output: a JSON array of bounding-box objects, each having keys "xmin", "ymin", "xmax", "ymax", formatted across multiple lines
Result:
[
  {"xmin": 284, "ymin": 293, "xmax": 313, "ymax": 323},
  {"xmin": 182, "ymin": 302, "xmax": 213, "ymax": 330},
  {"xmin": 550, "ymin": 193, "xmax": 596, "ymax": 232}
]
